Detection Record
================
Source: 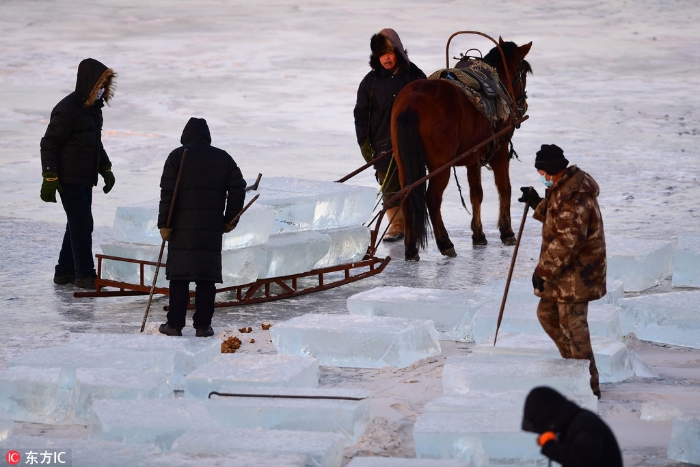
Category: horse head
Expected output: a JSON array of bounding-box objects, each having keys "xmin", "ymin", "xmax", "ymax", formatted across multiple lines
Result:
[{"xmin": 486, "ymin": 38, "xmax": 533, "ymax": 121}]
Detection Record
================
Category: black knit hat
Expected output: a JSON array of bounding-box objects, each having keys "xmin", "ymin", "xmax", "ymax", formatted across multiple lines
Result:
[{"xmin": 535, "ymin": 144, "xmax": 569, "ymax": 175}]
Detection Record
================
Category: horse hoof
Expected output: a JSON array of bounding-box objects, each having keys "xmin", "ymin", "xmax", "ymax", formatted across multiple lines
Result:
[
  {"xmin": 405, "ymin": 253, "xmax": 420, "ymax": 262},
  {"xmin": 472, "ymin": 237, "xmax": 488, "ymax": 246},
  {"xmin": 441, "ymin": 248, "xmax": 457, "ymax": 258},
  {"xmin": 501, "ymin": 235, "xmax": 516, "ymax": 246}
]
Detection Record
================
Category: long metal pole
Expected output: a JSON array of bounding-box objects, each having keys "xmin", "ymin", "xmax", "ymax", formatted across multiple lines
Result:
[
  {"xmin": 224, "ymin": 194, "xmax": 260, "ymax": 231},
  {"xmin": 335, "ymin": 149, "xmax": 393, "ymax": 183},
  {"xmin": 140, "ymin": 148, "xmax": 188, "ymax": 332},
  {"xmin": 493, "ymin": 186, "xmax": 532, "ymax": 345}
]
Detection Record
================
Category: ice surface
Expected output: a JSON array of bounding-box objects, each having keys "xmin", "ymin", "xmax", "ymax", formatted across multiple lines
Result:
[
  {"xmin": 672, "ymin": 234, "xmax": 700, "ymax": 288},
  {"xmin": 0, "ymin": 435, "xmax": 159, "ymax": 467},
  {"xmin": 471, "ymin": 302, "xmax": 621, "ymax": 344},
  {"xmin": 101, "ymin": 241, "xmax": 259, "ymax": 289},
  {"xmin": 314, "ymin": 226, "xmax": 370, "ymax": 269},
  {"xmin": 0, "ymin": 367, "xmax": 70, "ymax": 424},
  {"xmin": 620, "ymin": 291, "xmax": 700, "ymax": 349},
  {"xmin": 347, "ymin": 458, "xmax": 467, "ymax": 467},
  {"xmin": 170, "ymin": 427, "xmax": 345, "ymax": 467},
  {"xmin": 667, "ymin": 415, "xmax": 700, "ymax": 464},
  {"xmin": 472, "ymin": 333, "xmax": 634, "ymax": 383},
  {"xmin": 271, "ymin": 313, "xmax": 441, "ymax": 369},
  {"xmin": 0, "ymin": 417, "xmax": 11, "ymax": 442},
  {"xmin": 640, "ymin": 402, "xmax": 684, "ymax": 421},
  {"xmin": 73, "ymin": 369, "xmax": 171, "ymax": 424},
  {"xmin": 112, "ymin": 198, "xmax": 275, "ymax": 249},
  {"xmin": 346, "ymin": 286, "xmax": 479, "ymax": 342},
  {"xmin": 414, "ymin": 410, "xmax": 546, "ymax": 466},
  {"xmin": 606, "ymin": 236, "xmax": 674, "ymax": 292},
  {"xmin": 72, "ymin": 333, "xmax": 222, "ymax": 390},
  {"xmin": 251, "ymin": 231, "xmax": 331, "ymax": 279},
  {"xmin": 206, "ymin": 387, "xmax": 371, "ymax": 444},
  {"xmin": 442, "ymin": 354, "xmax": 592, "ymax": 397},
  {"xmin": 88, "ymin": 399, "xmax": 214, "ymax": 450},
  {"xmin": 137, "ymin": 452, "xmax": 307, "ymax": 467},
  {"xmin": 185, "ymin": 354, "xmax": 319, "ymax": 399}
]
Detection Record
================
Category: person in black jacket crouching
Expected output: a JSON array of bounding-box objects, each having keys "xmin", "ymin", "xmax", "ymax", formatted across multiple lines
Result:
[
  {"xmin": 157, "ymin": 117, "xmax": 246, "ymax": 338},
  {"xmin": 522, "ymin": 386, "xmax": 622, "ymax": 466}
]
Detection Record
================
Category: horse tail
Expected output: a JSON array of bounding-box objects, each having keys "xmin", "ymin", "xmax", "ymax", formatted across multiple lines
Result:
[{"xmin": 395, "ymin": 108, "xmax": 429, "ymax": 249}]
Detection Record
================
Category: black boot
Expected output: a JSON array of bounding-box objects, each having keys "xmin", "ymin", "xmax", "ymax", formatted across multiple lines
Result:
[
  {"xmin": 53, "ymin": 273, "xmax": 75, "ymax": 285},
  {"xmin": 74, "ymin": 276, "xmax": 96, "ymax": 289},
  {"xmin": 195, "ymin": 326, "xmax": 214, "ymax": 337},
  {"xmin": 159, "ymin": 323, "xmax": 182, "ymax": 337}
]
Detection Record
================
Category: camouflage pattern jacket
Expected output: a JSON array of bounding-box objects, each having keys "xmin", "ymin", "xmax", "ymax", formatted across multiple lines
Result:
[{"xmin": 533, "ymin": 165, "xmax": 607, "ymax": 302}]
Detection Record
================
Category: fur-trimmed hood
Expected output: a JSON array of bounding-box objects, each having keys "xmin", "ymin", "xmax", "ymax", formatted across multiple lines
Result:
[
  {"xmin": 75, "ymin": 58, "xmax": 116, "ymax": 107},
  {"xmin": 369, "ymin": 28, "xmax": 410, "ymax": 72}
]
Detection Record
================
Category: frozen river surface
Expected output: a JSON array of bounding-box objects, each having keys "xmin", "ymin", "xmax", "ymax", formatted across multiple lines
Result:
[{"xmin": 1, "ymin": 0, "xmax": 699, "ymax": 465}]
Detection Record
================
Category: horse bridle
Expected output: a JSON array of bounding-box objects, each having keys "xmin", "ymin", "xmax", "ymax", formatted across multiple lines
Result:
[{"xmin": 512, "ymin": 58, "xmax": 528, "ymax": 128}]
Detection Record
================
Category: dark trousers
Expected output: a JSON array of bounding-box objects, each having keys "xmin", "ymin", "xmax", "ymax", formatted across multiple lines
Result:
[
  {"xmin": 56, "ymin": 183, "xmax": 95, "ymax": 279},
  {"xmin": 167, "ymin": 280, "xmax": 216, "ymax": 329}
]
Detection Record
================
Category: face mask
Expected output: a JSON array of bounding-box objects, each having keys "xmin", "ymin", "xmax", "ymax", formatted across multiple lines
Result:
[
  {"xmin": 540, "ymin": 174, "xmax": 553, "ymax": 188},
  {"xmin": 96, "ymin": 87, "xmax": 105, "ymax": 100}
]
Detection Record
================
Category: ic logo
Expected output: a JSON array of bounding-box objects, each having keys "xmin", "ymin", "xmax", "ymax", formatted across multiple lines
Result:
[{"xmin": 5, "ymin": 450, "xmax": 21, "ymax": 465}]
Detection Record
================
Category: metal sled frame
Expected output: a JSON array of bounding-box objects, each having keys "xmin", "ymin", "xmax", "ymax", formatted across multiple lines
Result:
[{"xmin": 74, "ymin": 253, "xmax": 390, "ymax": 308}]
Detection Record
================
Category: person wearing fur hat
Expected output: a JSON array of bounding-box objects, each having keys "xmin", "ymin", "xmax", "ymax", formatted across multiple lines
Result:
[
  {"xmin": 354, "ymin": 28, "xmax": 426, "ymax": 242},
  {"xmin": 518, "ymin": 144, "xmax": 607, "ymax": 398},
  {"xmin": 40, "ymin": 58, "xmax": 117, "ymax": 289}
]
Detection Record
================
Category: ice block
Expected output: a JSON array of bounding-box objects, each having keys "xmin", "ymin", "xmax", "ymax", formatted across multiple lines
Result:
[
  {"xmin": 425, "ymin": 389, "xmax": 597, "ymax": 415},
  {"xmin": 442, "ymin": 354, "xmax": 593, "ymax": 396},
  {"xmin": 347, "ymin": 458, "xmax": 467, "ymax": 467},
  {"xmin": 471, "ymin": 302, "xmax": 621, "ymax": 344},
  {"xmin": 88, "ymin": 399, "xmax": 215, "ymax": 450},
  {"xmin": 170, "ymin": 427, "xmax": 345, "ymax": 467},
  {"xmin": 0, "ymin": 417, "xmax": 11, "ymax": 442},
  {"xmin": 185, "ymin": 354, "xmax": 319, "ymax": 399},
  {"xmin": 137, "ymin": 451, "xmax": 307, "ymax": 467},
  {"xmin": 619, "ymin": 290, "xmax": 700, "ymax": 349},
  {"xmin": 672, "ymin": 234, "xmax": 700, "ymax": 288},
  {"xmin": 251, "ymin": 231, "xmax": 331, "ymax": 278},
  {"xmin": 347, "ymin": 286, "xmax": 479, "ymax": 342},
  {"xmin": 667, "ymin": 414, "xmax": 700, "ymax": 464},
  {"xmin": 314, "ymin": 226, "xmax": 371, "ymax": 269},
  {"xmin": 206, "ymin": 387, "xmax": 371, "ymax": 444},
  {"xmin": 472, "ymin": 333, "xmax": 634, "ymax": 383},
  {"xmin": 0, "ymin": 366, "xmax": 74, "ymax": 425},
  {"xmin": 271, "ymin": 313, "xmax": 441, "ymax": 369},
  {"xmin": 606, "ymin": 236, "xmax": 674, "ymax": 292}
]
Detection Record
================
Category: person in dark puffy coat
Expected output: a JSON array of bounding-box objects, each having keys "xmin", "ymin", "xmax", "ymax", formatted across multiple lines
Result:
[
  {"xmin": 157, "ymin": 118, "xmax": 246, "ymax": 337},
  {"xmin": 353, "ymin": 28, "xmax": 426, "ymax": 242},
  {"xmin": 522, "ymin": 386, "xmax": 622, "ymax": 466},
  {"xmin": 40, "ymin": 58, "xmax": 117, "ymax": 289}
]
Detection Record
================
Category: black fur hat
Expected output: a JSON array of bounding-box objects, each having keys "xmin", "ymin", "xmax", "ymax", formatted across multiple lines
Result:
[
  {"xmin": 371, "ymin": 34, "xmax": 394, "ymax": 57},
  {"xmin": 368, "ymin": 28, "xmax": 410, "ymax": 71},
  {"xmin": 535, "ymin": 144, "xmax": 569, "ymax": 175}
]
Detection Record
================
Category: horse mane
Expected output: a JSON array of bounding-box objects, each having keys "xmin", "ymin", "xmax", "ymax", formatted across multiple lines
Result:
[{"xmin": 483, "ymin": 42, "xmax": 532, "ymax": 75}]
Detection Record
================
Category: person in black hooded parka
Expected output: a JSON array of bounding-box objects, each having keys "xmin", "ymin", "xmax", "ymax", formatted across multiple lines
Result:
[
  {"xmin": 522, "ymin": 386, "xmax": 622, "ymax": 467},
  {"xmin": 157, "ymin": 118, "xmax": 246, "ymax": 337}
]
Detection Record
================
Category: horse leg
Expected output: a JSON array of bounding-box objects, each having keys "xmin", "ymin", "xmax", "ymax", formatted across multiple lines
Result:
[
  {"xmin": 466, "ymin": 163, "xmax": 487, "ymax": 245},
  {"xmin": 490, "ymin": 151, "xmax": 515, "ymax": 245},
  {"xmin": 426, "ymin": 170, "xmax": 456, "ymax": 257},
  {"xmin": 401, "ymin": 200, "xmax": 420, "ymax": 261}
]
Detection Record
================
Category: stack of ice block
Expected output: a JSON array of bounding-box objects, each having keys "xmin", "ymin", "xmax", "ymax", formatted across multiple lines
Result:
[
  {"xmin": 104, "ymin": 177, "xmax": 376, "ymax": 288},
  {"xmin": 620, "ymin": 290, "xmax": 700, "ymax": 349},
  {"xmin": 667, "ymin": 414, "xmax": 700, "ymax": 465},
  {"xmin": 184, "ymin": 353, "xmax": 320, "ymax": 398},
  {"xmin": 271, "ymin": 313, "xmax": 441, "ymax": 369},
  {"xmin": 606, "ymin": 236, "xmax": 674, "ymax": 292},
  {"xmin": 672, "ymin": 234, "xmax": 700, "ymax": 288},
  {"xmin": 347, "ymin": 286, "xmax": 479, "ymax": 341}
]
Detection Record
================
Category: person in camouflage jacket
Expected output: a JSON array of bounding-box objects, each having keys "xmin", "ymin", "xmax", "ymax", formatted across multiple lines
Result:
[{"xmin": 518, "ymin": 144, "xmax": 606, "ymax": 398}]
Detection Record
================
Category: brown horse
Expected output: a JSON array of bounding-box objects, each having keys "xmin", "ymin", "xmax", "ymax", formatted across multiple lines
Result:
[{"xmin": 391, "ymin": 38, "xmax": 532, "ymax": 261}]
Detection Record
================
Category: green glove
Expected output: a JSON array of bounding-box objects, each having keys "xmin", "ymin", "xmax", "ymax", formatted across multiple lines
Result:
[
  {"xmin": 360, "ymin": 138, "xmax": 376, "ymax": 164},
  {"xmin": 40, "ymin": 171, "xmax": 64, "ymax": 203},
  {"xmin": 100, "ymin": 165, "xmax": 115, "ymax": 194}
]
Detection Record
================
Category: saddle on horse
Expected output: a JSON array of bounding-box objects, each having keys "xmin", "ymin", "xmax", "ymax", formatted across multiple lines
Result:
[{"xmin": 428, "ymin": 59, "xmax": 512, "ymax": 125}]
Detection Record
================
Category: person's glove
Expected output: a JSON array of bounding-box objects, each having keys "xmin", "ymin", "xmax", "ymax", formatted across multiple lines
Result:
[
  {"xmin": 40, "ymin": 171, "xmax": 64, "ymax": 203},
  {"xmin": 360, "ymin": 138, "xmax": 376, "ymax": 164},
  {"xmin": 223, "ymin": 222, "xmax": 236, "ymax": 233},
  {"xmin": 159, "ymin": 228, "xmax": 172, "ymax": 241},
  {"xmin": 518, "ymin": 186, "xmax": 542, "ymax": 210},
  {"xmin": 100, "ymin": 165, "xmax": 115, "ymax": 194},
  {"xmin": 537, "ymin": 431, "xmax": 556, "ymax": 446},
  {"xmin": 532, "ymin": 272, "xmax": 545, "ymax": 292}
]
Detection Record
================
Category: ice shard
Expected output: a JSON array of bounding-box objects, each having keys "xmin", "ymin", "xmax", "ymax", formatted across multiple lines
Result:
[
  {"xmin": 0, "ymin": 417, "xmax": 12, "ymax": 442},
  {"xmin": 672, "ymin": 234, "xmax": 700, "ymax": 288},
  {"xmin": 206, "ymin": 387, "xmax": 371, "ymax": 444},
  {"xmin": 251, "ymin": 231, "xmax": 331, "ymax": 279},
  {"xmin": 346, "ymin": 286, "xmax": 478, "ymax": 341},
  {"xmin": 271, "ymin": 313, "xmax": 441, "ymax": 369},
  {"xmin": 667, "ymin": 415, "xmax": 700, "ymax": 465},
  {"xmin": 185, "ymin": 354, "xmax": 319, "ymax": 399},
  {"xmin": 606, "ymin": 236, "xmax": 674, "ymax": 292},
  {"xmin": 619, "ymin": 290, "xmax": 700, "ymax": 349},
  {"xmin": 0, "ymin": 367, "xmax": 72, "ymax": 425},
  {"xmin": 314, "ymin": 226, "xmax": 370, "ymax": 269}
]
